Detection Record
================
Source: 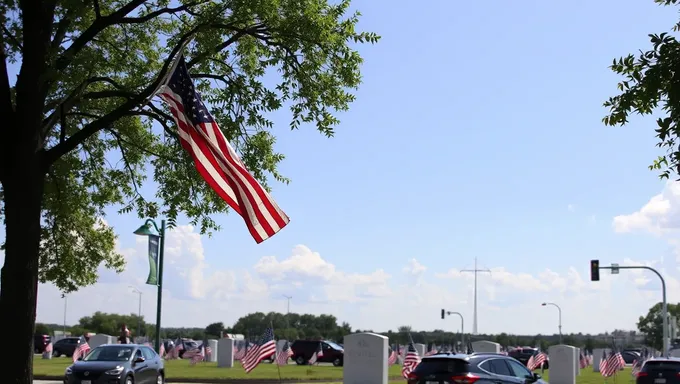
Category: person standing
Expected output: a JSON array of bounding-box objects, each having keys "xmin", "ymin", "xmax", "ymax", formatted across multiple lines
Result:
[{"xmin": 118, "ymin": 324, "xmax": 130, "ymax": 344}]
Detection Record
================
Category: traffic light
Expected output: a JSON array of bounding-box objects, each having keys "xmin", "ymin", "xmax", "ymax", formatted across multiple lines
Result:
[
  {"xmin": 590, "ymin": 260, "xmax": 600, "ymax": 281},
  {"xmin": 441, "ymin": 309, "xmax": 445, "ymax": 319}
]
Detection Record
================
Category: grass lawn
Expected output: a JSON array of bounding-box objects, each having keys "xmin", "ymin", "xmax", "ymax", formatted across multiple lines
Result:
[
  {"xmin": 34, "ymin": 357, "xmax": 403, "ymax": 380},
  {"xmin": 34, "ymin": 357, "xmax": 634, "ymax": 383}
]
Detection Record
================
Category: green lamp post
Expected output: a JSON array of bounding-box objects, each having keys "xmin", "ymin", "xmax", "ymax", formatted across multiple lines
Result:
[{"xmin": 133, "ymin": 219, "xmax": 166, "ymax": 353}]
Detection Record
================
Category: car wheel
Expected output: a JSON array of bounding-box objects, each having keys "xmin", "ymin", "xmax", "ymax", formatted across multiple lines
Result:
[
  {"xmin": 125, "ymin": 375, "xmax": 134, "ymax": 384},
  {"xmin": 332, "ymin": 358, "xmax": 341, "ymax": 367},
  {"xmin": 156, "ymin": 373, "xmax": 164, "ymax": 384},
  {"xmin": 295, "ymin": 356, "xmax": 306, "ymax": 365}
]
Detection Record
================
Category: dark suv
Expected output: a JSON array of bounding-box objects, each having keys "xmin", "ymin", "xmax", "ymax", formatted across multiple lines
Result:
[
  {"xmin": 636, "ymin": 358, "xmax": 680, "ymax": 384},
  {"xmin": 508, "ymin": 348, "xmax": 550, "ymax": 369},
  {"xmin": 290, "ymin": 340, "xmax": 344, "ymax": 366},
  {"xmin": 406, "ymin": 352, "xmax": 549, "ymax": 384},
  {"xmin": 52, "ymin": 337, "xmax": 83, "ymax": 357}
]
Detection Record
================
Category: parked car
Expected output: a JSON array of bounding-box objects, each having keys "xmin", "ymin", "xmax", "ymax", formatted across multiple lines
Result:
[
  {"xmin": 34, "ymin": 334, "xmax": 52, "ymax": 354},
  {"xmin": 635, "ymin": 358, "xmax": 680, "ymax": 384},
  {"xmin": 508, "ymin": 348, "xmax": 550, "ymax": 369},
  {"xmin": 290, "ymin": 340, "xmax": 344, "ymax": 366},
  {"xmin": 621, "ymin": 351, "xmax": 641, "ymax": 364},
  {"xmin": 64, "ymin": 344, "xmax": 165, "ymax": 384},
  {"xmin": 406, "ymin": 352, "xmax": 549, "ymax": 384},
  {"xmin": 52, "ymin": 337, "xmax": 84, "ymax": 357}
]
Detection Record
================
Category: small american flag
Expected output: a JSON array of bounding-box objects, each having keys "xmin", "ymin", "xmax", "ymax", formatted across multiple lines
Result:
[
  {"xmin": 275, "ymin": 341, "xmax": 293, "ymax": 366},
  {"xmin": 234, "ymin": 342, "xmax": 247, "ymax": 360},
  {"xmin": 157, "ymin": 56, "xmax": 290, "ymax": 243},
  {"xmin": 388, "ymin": 346, "xmax": 398, "ymax": 366},
  {"xmin": 632, "ymin": 359, "xmax": 643, "ymax": 377},
  {"xmin": 190, "ymin": 345, "xmax": 205, "ymax": 365},
  {"xmin": 309, "ymin": 342, "xmax": 323, "ymax": 365},
  {"xmin": 72, "ymin": 338, "xmax": 91, "ymax": 362},
  {"xmin": 401, "ymin": 342, "xmax": 421, "ymax": 379},
  {"xmin": 45, "ymin": 343, "xmax": 53, "ymax": 353},
  {"xmin": 579, "ymin": 351, "xmax": 587, "ymax": 369},
  {"xmin": 242, "ymin": 328, "xmax": 277, "ymax": 373},
  {"xmin": 527, "ymin": 352, "xmax": 547, "ymax": 371},
  {"xmin": 601, "ymin": 346, "xmax": 624, "ymax": 377}
]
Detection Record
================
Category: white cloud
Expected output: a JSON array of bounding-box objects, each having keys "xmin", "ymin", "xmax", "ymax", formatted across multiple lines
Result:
[
  {"xmin": 0, "ymin": 224, "xmax": 676, "ymax": 336},
  {"xmin": 613, "ymin": 181, "xmax": 680, "ymax": 235}
]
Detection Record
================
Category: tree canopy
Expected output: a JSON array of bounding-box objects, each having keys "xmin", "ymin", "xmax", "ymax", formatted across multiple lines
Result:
[
  {"xmin": 604, "ymin": 0, "xmax": 680, "ymax": 179},
  {"xmin": 0, "ymin": 0, "xmax": 378, "ymax": 381},
  {"xmin": 637, "ymin": 302, "xmax": 680, "ymax": 349}
]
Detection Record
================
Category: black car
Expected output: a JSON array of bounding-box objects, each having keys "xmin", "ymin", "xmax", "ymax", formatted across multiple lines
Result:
[
  {"xmin": 53, "ymin": 337, "xmax": 84, "ymax": 357},
  {"xmin": 290, "ymin": 340, "xmax": 344, "ymax": 366},
  {"xmin": 636, "ymin": 358, "xmax": 680, "ymax": 384},
  {"xmin": 508, "ymin": 348, "xmax": 550, "ymax": 370},
  {"xmin": 64, "ymin": 344, "xmax": 165, "ymax": 384},
  {"xmin": 406, "ymin": 352, "xmax": 549, "ymax": 384}
]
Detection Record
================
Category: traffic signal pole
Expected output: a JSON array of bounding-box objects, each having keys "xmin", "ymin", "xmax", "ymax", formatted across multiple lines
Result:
[{"xmin": 591, "ymin": 261, "xmax": 668, "ymax": 357}]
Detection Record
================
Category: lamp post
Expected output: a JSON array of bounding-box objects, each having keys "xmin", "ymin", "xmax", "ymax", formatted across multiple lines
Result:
[
  {"xmin": 134, "ymin": 219, "xmax": 166, "ymax": 353},
  {"xmin": 442, "ymin": 310, "xmax": 465, "ymax": 348},
  {"xmin": 129, "ymin": 286, "xmax": 143, "ymax": 338},
  {"xmin": 62, "ymin": 294, "xmax": 67, "ymax": 335},
  {"xmin": 541, "ymin": 302, "xmax": 562, "ymax": 344}
]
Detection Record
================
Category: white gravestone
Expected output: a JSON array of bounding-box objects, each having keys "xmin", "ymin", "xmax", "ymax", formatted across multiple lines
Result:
[
  {"xmin": 414, "ymin": 343, "xmax": 426, "ymax": 357},
  {"xmin": 549, "ymin": 345, "xmax": 577, "ymax": 384},
  {"xmin": 89, "ymin": 334, "xmax": 115, "ymax": 349},
  {"xmin": 217, "ymin": 338, "xmax": 234, "ymax": 368},
  {"xmin": 574, "ymin": 348, "xmax": 580, "ymax": 376},
  {"xmin": 591, "ymin": 348, "xmax": 610, "ymax": 373},
  {"xmin": 42, "ymin": 343, "xmax": 53, "ymax": 360},
  {"xmin": 472, "ymin": 340, "xmax": 501, "ymax": 353},
  {"xmin": 208, "ymin": 339, "xmax": 218, "ymax": 362},
  {"xmin": 344, "ymin": 332, "xmax": 388, "ymax": 384}
]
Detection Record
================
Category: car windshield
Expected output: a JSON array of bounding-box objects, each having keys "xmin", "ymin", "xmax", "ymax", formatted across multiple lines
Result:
[
  {"xmin": 644, "ymin": 361, "xmax": 680, "ymax": 371},
  {"xmin": 84, "ymin": 346, "xmax": 134, "ymax": 362},
  {"xmin": 325, "ymin": 341, "xmax": 343, "ymax": 350}
]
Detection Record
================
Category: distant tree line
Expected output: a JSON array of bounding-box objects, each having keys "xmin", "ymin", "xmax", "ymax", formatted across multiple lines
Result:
[{"xmin": 35, "ymin": 308, "xmax": 666, "ymax": 350}]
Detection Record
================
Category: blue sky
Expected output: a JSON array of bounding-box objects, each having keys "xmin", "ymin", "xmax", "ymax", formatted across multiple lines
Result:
[{"xmin": 7, "ymin": 0, "xmax": 680, "ymax": 335}]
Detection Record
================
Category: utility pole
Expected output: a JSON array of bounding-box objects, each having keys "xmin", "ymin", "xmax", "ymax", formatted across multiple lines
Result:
[
  {"xmin": 282, "ymin": 295, "xmax": 292, "ymax": 314},
  {"xmin": 62, "ymin": 294, "xmax": 67, "ymax": 335},
  {"xmin": 461, "ymin": 257, "xmax": 491, "ymax": 335},
  {"xmin": 130, "ymin": 286, "xmax": 143, "ymax": 338}
]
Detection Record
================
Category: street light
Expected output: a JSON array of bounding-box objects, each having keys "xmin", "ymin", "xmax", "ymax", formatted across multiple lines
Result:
[
  {"xmin": 442, "ymin": 310, "xmax": 465, "ymax": 348},
  {"xmin": 133, "ymin": 218, "xmax": 166, "ymax": 353},
  {"xmin": 541, "ymin": 302, "xmax": 562, "ymax": 344},
  {"xmin": 129, "ymin": 286, "xmax": 143, "ymax": 339},
  {"xmin": 62, "ymin": 294, "xmax": 67, "ymax": 336}
]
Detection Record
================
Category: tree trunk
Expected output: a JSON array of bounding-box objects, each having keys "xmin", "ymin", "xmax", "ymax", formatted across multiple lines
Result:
[{"xmin": 0, "ymin": 152, "xmax": 45, "ymax": 384}]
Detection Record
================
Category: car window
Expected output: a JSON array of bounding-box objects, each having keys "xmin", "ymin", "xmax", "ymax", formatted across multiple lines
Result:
[
  {"xmin": 84, "ymin": 346, "xmax": 133, "ymax": 361},
  {"xmin": 135, "ymin": 349, "xmax": 143, "ymax": 359},
  {"xmin": 506, "ymin": 359, "xmax": 532, "ymax": 378},
  {"xmin": 643, "ymin": 361, "xmax": 680, "ymax": 371},
  {"xmin": 324, "ymin": 341, "xmax": 344, "ymax": 350},
  {"xmin": 141, "ymin": 347, "xmax": 156, "ymax": 359},
  {"xmin": 488, "ymin": 359, "xmax": 512, "ymax": 376},
  {"xmin": 413, "ymin": 358, "xmax": 469, "ymax": 375}
]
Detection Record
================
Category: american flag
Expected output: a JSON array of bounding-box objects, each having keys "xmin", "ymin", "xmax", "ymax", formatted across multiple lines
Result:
[
  {"xmin": 579, "ymin": 351, "xmax": 588, "ymax": 369},
  {"xmin": 632, "ymin": 358, "xmax": 643, "ymax": 377},
  {"xmin": 275, "ymin": 341, "xmax": 293, "ymax": 366},
  {"xmin": 401, "ymin": 342, "xmax": 421, "ymax": 379},
  {"xmin": 157, "ymin": 56, "xmax": 290, "ymax": 243},
  {"xmin": 72, "ymin": 338, "xmax": 91, "ymax": 362},
  {"xmin": 203, "ymin": 341, "xmax": 212, "ymax": 360},
  {"xmin": 425, "ymin": 344, "xmax": 437, "ymax": 356},
  {"xmin": 234, "ymin": 342, "xmax": 247, "ymax": 360},
  {"xmin": 190, "ymin": 345, "xmax": 205, "ymax": 365},
  {"xmin": 601, "ymin": 347, "xmax": 624, "ymax": 377},
  {"xmin": 388, "ymin": 346, "xmax": 398, "ymax": 366},
  {"xmin": 527, "ymin": 352, "xmax": 547, "ymax": 371},
  {"xmin": 45, "ymin": 342, "xmax": 53, "ymax": 354},
  {"xmin": 242, "ymin": 328, "xmax": 277, "ymax": 373},
  {"xmin": 309, "ymin": 342, "xmax": 323, "ymax": 365}
]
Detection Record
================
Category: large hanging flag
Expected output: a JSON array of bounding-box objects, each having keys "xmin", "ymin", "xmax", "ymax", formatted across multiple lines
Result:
[{"xmin": 156, "ymin": 56, "xmax": 290, "ymax": 243}]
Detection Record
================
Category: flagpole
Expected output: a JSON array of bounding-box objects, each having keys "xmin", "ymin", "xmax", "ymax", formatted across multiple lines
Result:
[{"xmin": 272, "ymin": 322, "xmax": 282, "ymax": 384}]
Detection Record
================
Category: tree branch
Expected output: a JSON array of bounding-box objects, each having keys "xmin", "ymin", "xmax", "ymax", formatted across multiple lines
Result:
[
  {"xmin": 104, "ymin": 128, "xmax": 143, "ymax": 200},
  {"xmin": 118, "ymin": 2, "xmax": 204, "ymax": 24},
  {"xmin": 44, "ymin": 28, "xmax": 198, "ymax": 166}
]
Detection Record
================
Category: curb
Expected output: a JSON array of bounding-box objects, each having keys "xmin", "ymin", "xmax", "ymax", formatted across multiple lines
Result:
[{"xmin": 35, "ymin": 375, "xmax": 404, "ymax": 383}]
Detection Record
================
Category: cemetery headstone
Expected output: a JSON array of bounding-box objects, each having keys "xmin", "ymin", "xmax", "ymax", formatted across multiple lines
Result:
[
  {"xmin": 217, "ymin": 338, "xmax": 234, "ymax": 368},
  {"xmin": 42, "ymin": 344, "xmax": 52, "ymax": 360},
  {"xmin": 591, "ymin": 348, "xmax": 610, "ymax": 373},
  {"xmin": 548, "ymin": 344, "xmax": 577, "ymax": 384},
  {"xmin": 574, "ymin": 347, "xmax": 580, "ymax": 376},
  {"xmin": 89, "ymin": 334, "xmax": 115, "ymax": 349},
  {"xmin": 344, "ymin": 332, "xmax": 388, "ymax": 384},
  {"xmin": 414, "ymin": 343, "xmax": 426, "ymax": 357},
  {"xmin": 208, "ymin": 339, "xmax": 218, "ymax": 362},
  {"xmin": 472, "ymin": 340, "xmax": 501, "ymax": 353}
]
